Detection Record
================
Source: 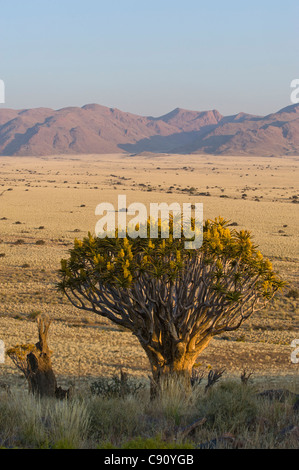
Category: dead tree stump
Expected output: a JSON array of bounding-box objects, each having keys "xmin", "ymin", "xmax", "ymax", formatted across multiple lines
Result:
[
  {"xmin": 7, "ymin": 315, "xmax": 73, "ymax": 399},
  {"xmin": 26, "ymin": 316, "xmax": 57, "ymax": 398}
]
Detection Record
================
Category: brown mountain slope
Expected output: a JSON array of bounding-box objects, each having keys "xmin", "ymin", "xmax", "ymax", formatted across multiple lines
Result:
[
  {"xmin": 0, "ymin": 105, "xmax": 221, "ymax": 156},
  {"xmin": 180, "ymin": 104, "xmax": 299, "ymax": 156},
  {"xmin": 0, "ymin": 103, "xmax": 298, "ymax": 156}
]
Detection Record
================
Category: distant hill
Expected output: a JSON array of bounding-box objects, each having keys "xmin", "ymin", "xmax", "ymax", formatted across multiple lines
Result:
[{"xmin": 0, "ymin": 103, "xmax": 298, "ymax": 156}]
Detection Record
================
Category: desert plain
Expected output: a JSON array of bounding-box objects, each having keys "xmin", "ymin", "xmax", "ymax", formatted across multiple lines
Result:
[{"xmin": 0, "ymin": 153, "xmax": 298, "ymax": 392}]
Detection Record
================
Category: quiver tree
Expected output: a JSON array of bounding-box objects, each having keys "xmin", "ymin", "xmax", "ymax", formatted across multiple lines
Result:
[{"xmin": 58, "ymin": 217, "xmax": 285, "ymax": 387}]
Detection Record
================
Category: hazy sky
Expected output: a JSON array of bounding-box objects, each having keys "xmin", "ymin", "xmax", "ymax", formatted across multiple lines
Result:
[{"xmin": 0, "ymin": 0, "xmax": 298, "ymax": 116}]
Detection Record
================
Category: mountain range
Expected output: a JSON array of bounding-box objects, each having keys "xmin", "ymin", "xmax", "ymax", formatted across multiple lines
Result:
[{"xmin": 0, "ymin": 103, "xmax": 298, "ymax": 156}]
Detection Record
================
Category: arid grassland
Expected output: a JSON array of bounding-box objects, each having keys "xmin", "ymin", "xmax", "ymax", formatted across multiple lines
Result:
[
  {"xmin": 0, "ymin": 154, "xmax": 298, "ymax": 394},
  {"xmin": 0, "ymin": 380, "xmax": 298, "ymax": 449}
]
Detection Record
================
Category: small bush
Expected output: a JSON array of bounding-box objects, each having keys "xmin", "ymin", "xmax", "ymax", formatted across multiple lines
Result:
[
  {"xmin": 14, "ymin": 239, "xmax": 25, "ymax": 245},
  {"xmin": 196, "ymin": 381, "xmax": 258, "ymax": 434},
  {"xmin": 285, "ymin": 289, "xmax": 299, "ymax": 300},
  {"xmin": 28, "ymin": 310, "xmax": 42, "ymax": 320},
  {"xmin": 51, "ymin": 438, "xmax": 76, "ymax": 449},
  {"xmin": 90, "ymin": 372, "xmax": 145, "ymax": 399}
]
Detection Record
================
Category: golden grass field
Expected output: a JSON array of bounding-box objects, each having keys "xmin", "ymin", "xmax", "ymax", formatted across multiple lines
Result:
[{"xmin": 0, "ymin": 154, "xmax": 298, "ymax": 392}]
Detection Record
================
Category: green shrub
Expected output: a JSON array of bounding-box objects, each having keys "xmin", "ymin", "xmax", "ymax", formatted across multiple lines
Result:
[
  {"xmin": 122, "ymin": 435, "xmax": 194, "ymax": 449},
  {"xmin": 196, "ymin": 381, "xmax": 258, "ymax": 433}
]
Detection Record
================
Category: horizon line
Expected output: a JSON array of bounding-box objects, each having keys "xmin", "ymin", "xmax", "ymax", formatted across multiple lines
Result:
[{"xmin": 0, "ymin": 102, "xmax": 298, "ymax": 119}]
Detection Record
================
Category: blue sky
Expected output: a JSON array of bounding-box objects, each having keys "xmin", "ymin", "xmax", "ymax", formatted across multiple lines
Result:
[{"xmin": 0, "ymin": 0, "xmax": 298, "ymax": 116}]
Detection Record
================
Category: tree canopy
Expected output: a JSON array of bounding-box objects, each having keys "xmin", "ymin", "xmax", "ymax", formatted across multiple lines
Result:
[{"xmin": 58, "ymin": 217, "xmax": 285, "ymax": 382}]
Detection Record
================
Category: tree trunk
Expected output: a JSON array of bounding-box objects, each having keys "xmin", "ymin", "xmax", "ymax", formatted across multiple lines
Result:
[
  {"xmin": 26, "ymin": 317, "xmax": 57, "ymax": 398},
  {"xmin": 145, "ymin": 348, "xmax": 193, "ymax": 399},
  {"xmin": 143, "ymin": 335, "xmax": 212, "ymax": 399}
]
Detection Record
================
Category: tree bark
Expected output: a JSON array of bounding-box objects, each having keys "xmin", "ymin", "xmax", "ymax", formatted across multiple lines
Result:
[{"xmin": 144, "ymin": 336, "xmax": 212, "ymax": 398}]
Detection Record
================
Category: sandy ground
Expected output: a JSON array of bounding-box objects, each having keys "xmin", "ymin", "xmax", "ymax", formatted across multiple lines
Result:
[{"xmin": 0, "ymin": 153, "xmax": 298, "ymax": 391}]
